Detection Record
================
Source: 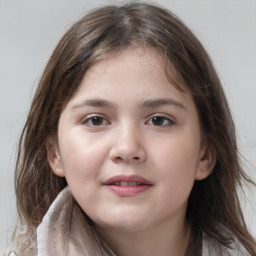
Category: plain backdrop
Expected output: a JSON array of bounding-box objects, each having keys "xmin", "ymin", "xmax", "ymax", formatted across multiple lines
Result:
[{"xmin": 0, "ymin": 0, "xmax": 255, "ymax": 252}]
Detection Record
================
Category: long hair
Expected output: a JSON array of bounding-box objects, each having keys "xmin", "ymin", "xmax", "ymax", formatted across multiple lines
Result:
[{"xmin": 14, "ymin": 2, "xmax": 255, "ymax": 254}]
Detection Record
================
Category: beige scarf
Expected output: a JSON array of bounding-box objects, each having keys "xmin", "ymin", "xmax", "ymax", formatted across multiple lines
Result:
[
  {"xmin": 6, "ymin": 187, "xmax": 250, "ymax": 256},
  {"xmin": 6, "ymin": 187, "xmax": 115, "ymax": 256}
]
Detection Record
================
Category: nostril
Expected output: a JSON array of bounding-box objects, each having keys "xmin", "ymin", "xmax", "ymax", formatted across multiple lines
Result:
[
  {"xmin": 113, "ymin": 156, "xmax": 140, "ymax": 162},
  {"xmin": 115, "ymin": 156, "xmax": 123, "ymax": 162}
]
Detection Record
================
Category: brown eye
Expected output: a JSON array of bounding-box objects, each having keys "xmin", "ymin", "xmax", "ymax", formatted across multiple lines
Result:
[
  {"xmin": 82, "ymin": 116, "xmax": 109, "ymax": 126},
  {"xmin": 91, "ymin": 116, "xmax": 104, "ymax": 126},
  {"xmin": 152, "ymin": 117, "xmax": 165, "ymax": 126},
  {"xmin": 147, "ymin": 116, "xmax": 173, "ymax": 126}
]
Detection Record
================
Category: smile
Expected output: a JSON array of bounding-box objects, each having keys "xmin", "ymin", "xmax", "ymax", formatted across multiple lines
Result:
[
  {"xmin": 103, "ymin": 175, "xmax": 152, "ymax": 196},
  {"xmin": 112, "ymin": 181, "xmax": 142, "ymax": 186}
]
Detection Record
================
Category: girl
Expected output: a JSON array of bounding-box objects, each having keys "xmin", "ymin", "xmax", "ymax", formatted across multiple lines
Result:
[{"xmin": 6, "ymin": 2, "xmax": 256, "ymax": 256}]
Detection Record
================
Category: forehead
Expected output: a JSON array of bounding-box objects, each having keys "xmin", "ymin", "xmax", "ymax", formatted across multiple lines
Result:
[
  {"xmin": 84, "ymin": 46, "xmax": 187, "ymax": 91},
  {"xmin": 67, "ymin": 46, "xmax": 193, "ymax": 108}
]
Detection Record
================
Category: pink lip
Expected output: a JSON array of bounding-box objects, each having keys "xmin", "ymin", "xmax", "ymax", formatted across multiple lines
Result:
[
  {"xmin": 103, "ymin": 175, "xmax": 152, "ymax": 197},
  {"xmin": 103, "ymin": 175, "xmax": 151, "ymax": 185}
]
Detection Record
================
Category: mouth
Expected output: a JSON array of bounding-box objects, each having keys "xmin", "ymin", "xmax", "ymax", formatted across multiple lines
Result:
[
  {"xmin": 103, "ymin": 175, "xmax": 152, "ymax": 196},
  {"xmin": 110, "ymin": 181, "xmax": 144, "ymax": 186},
  {"xmin": 103, "ymin": 174, "xmax": 152, "ymax": 186}
]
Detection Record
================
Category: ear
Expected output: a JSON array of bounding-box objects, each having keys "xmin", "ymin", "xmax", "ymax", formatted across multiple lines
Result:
[
  {"xmin": 195, "ymin": 143, "xmax": 216, "ymax": 180},
  {"xmin": 46, "ymin": 137, "xmax": 65, "ymax": 177}
]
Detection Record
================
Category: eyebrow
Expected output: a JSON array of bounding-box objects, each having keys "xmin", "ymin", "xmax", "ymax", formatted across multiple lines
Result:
[
  {"xmin": 71, "ymin": 98, "xmax": 186, "ymax": 110},
  {"xmin": 142, "ymin": 98, "xmax": 186, "ymax": 110},
  {"xmin": 72, "ymin": 99, "xmax": 116, "ymax": 109}
]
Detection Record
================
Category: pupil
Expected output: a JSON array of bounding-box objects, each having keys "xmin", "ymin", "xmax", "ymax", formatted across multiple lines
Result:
[
  {"xmin": 92, "ymin": 117, "xmax": 103, "ymax": 125},
  {"xmin": 152, "ymin": 117, "xmax": 164, "ymax": 125}
]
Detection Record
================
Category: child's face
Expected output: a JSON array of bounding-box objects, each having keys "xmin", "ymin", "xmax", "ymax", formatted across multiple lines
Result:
[{"xmin": 48, "ymin": 46, "xmax": 213, "ymax": 235}]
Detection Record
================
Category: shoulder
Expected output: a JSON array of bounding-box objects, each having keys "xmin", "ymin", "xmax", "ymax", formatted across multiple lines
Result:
[
  {"xmin": 3, "ymin": 188, "xmax": 73, "ymax": 256},
  {"xmin": 4, "ymin": 252, "xmax": 18, "ymax": 256},
  {"xmin": 4, "ymin": 187, "xmax": 115, "ymax": 256},
  {"xmin": 3, "ymin": 225, "xmax": 37, "ymax": 256},
  {"xmin": 202, "ymin": 230, "xmax": 252, "ymax": 256}
]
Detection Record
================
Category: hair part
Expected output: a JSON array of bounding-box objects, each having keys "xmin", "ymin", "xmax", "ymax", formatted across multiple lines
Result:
[{"xmin": 14, "ymin": 2, "xmax": 256, "ymax": 254}]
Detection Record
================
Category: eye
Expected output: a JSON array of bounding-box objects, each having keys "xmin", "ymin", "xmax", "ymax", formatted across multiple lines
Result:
[
  {"xmin": 82, "ymin": 115, "xmax": 110, "ymax": 126},
  {"xmin": 147, "ymin": 115, "xmax": 174, "ymax": 126}
]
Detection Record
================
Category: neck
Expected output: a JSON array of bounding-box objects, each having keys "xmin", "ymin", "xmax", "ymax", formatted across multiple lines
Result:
[{"xmin": 96, "ymin": 219, "xmax": 191, "ymax": 256}]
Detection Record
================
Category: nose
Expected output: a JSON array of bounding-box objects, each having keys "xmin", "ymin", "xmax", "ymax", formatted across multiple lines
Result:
[{"xmin": 109, "ymin": 124, "xmax": 146, "ymax": 164}]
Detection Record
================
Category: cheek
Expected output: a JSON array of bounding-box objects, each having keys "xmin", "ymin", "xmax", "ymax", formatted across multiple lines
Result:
[
  {"xmin": 151, "ymin": 131, "xmax": 201, "ymax": 191},
  {"xmin": 154, "ymin": 134, "xmax": 200, "ymax": 169},
  {"xmin": 58, "ymin": 133, "xmax": 105, "ymax": 211},
  {"xmin": 58, "ymin": 130, "xmax": 108, "ymax": 183},
  {"xmin": 60, "ymin": 126, "xmax": 106, "ymax": 155}
]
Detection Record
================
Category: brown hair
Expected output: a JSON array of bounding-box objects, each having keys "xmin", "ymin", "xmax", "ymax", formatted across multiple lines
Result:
[{"xmin": 14, "ymin": 2, "xmax": 255, "ymax": 254}]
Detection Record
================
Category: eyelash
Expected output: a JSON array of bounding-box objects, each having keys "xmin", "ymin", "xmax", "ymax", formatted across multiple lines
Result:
[
  {"xmin": 81, "ymin": 114, "xmax": 174, "ymax": 127},
  {"xmin": 81, "ymin": 115, "xmax": 110, "ymax": 126},
  {"xmin": 146, "ymin": 114, "xmax": 174, "ymax": 127}
]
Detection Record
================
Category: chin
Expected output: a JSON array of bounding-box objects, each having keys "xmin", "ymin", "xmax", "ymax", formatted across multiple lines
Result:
[{"xmin": 94, "ymin": 215, "xmax": 149, "ymax": 233}]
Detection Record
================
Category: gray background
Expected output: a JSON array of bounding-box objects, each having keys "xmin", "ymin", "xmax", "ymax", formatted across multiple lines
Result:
[{"xmin": 1, "ymin": 0, "xmax": 255, "ymax": 252}]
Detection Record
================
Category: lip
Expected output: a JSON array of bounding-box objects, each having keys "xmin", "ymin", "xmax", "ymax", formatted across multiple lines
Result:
[
  {"xmin": 103, "ymin": 175, "xmax": 152, "ymax": 185},
  {"xmin": 103, "ymin": 175, "xmax": 152, "ymax": 197}
]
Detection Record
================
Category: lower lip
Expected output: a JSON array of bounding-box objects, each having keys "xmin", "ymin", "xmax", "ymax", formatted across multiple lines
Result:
[{"xmin": 105, "ymin": 185, "xmax": 151, "ymax": 197}]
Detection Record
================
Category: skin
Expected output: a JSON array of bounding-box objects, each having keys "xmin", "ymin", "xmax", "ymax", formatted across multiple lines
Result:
[{"xmin": 47, "ymin": 46, "xmax": 215, "ymax": 256}]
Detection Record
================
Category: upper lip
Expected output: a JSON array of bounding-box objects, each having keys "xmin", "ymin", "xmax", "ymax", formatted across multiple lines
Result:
[{"xmin": 103, "ymin": 175, "xmax": 152, "ymax": 185}]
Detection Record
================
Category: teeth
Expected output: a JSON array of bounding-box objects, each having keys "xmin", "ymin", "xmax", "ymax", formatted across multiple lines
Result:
[
  {"xmin": 113, "ymin": 181, "xmax": 141, "ymax": 186},
  {"xmin": 121, "ymin": 181, "xmax": 128, "ymax": 186}
]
